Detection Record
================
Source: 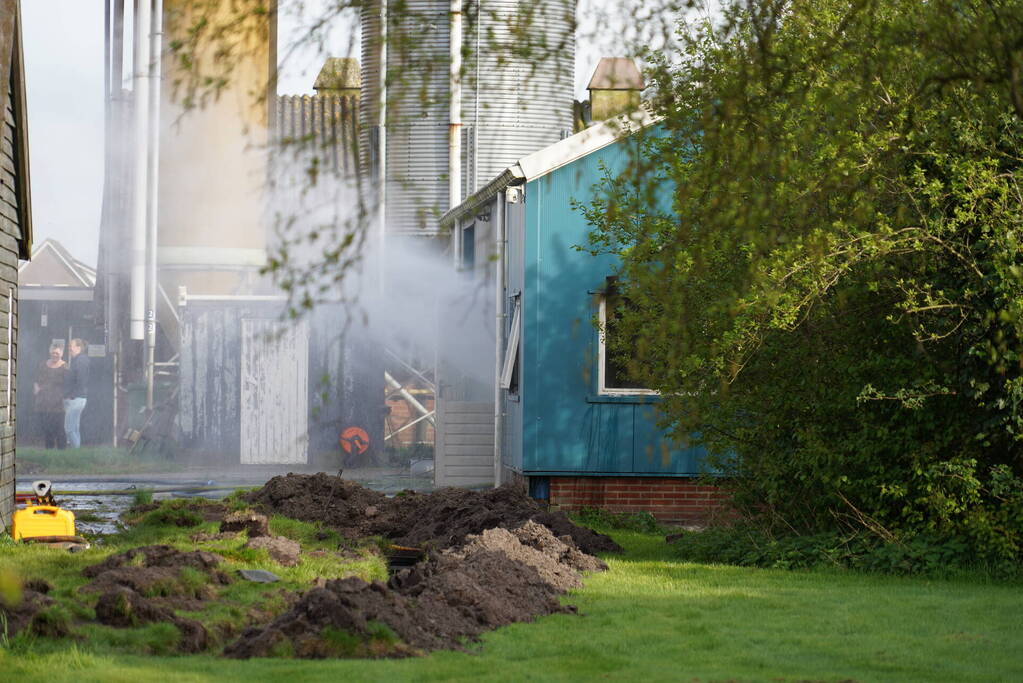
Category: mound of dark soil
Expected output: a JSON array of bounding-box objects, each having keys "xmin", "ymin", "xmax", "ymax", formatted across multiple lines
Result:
[
  {"xmin": 83, "ymin": 545, "xmax": 227, "ymax": 580},
  {"xmin": 0, "ymin": 587, "xmax": 54, "ymax": 638},
  {"xmin": 225, "ymin": 520, "xmax": 589, "ymax": 659},
  {"xmin": 94, "ymin": 586, "xmax": 209, "ymax": 653},
  {"xmin": 246, "ymin": 473, "xmax": 621, "ymax": 555},
  {"xmin": 82, "ymin": 545, "xmax": 230, "ymax": 653},
  {"xmin": 83, "ymin": 545, "xmax": 231, "ymax": 600}
]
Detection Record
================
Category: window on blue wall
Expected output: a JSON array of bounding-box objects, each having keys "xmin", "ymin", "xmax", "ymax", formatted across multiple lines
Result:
[
  {"xmin": 598, "ymin": 278, "xmax": 656, "ymax": 395},
  {"xmin": 461, "ymin": 224, "xmax": 475, "ymax": 272},
  {"xmin": 500, "ymin": 295, "xmax": 521, "ymax": 394}
]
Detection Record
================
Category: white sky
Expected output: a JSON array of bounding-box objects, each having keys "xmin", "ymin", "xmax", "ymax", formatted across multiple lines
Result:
[{"xmin": 21, "ymin": 0, "xmax": 683, "ymax": 268}]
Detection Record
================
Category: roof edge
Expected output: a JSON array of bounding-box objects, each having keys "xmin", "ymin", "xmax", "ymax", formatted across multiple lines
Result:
[
  {"xmin": 12, "ymin": 0, "xmax": 32, "ymax": 259},
  {"xmin": 439, "ymin": 166, "xmax": 525, "ymax": 227},
  {"xmin": 440, "ymin": 108, "xmax": 661, "ymax": 227}
]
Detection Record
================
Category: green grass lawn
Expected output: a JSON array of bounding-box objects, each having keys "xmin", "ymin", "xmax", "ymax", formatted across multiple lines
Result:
[
  {"xmin": 16, "ymin": 447, "xmax": 183, "ymax": 475},
  {"xmin": 2, "ymin": 522, "xmax": 1021, "ymax": 682}
]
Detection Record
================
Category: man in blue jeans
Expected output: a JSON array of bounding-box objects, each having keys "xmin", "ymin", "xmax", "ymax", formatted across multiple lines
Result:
[{"xmin": 63, "ymin": 338, "xmax": 90, "ymax": 449}]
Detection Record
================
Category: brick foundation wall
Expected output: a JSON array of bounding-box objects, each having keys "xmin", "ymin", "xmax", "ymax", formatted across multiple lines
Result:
[{"xmin": 547, "ymin": 476, "xmax": 731, "ymax": 525}]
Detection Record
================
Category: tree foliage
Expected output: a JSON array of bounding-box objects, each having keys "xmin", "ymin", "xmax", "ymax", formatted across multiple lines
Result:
[{"xmin": 585, "ymin": 0, "xmax": 1023, "ymax": 563}]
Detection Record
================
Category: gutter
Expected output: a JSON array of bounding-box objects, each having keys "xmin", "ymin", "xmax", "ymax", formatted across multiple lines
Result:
[{"xmin": 439, "ymin": 165, "xmax": 525, "ymax": 229}]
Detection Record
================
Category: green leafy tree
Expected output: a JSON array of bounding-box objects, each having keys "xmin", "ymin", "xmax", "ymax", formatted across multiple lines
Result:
[{"xmin": 585, "ymin": 0, "xmax": 1023, "ymax": 562}]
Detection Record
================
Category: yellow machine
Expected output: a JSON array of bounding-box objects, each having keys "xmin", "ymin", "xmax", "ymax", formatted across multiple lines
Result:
[
  {"xmin": 12, "ymin": 505, "xmax": 77, "ymax": 540},
  {"xmin": 11, "ymin": 480, "xmax": 78, "ymax": 542}
]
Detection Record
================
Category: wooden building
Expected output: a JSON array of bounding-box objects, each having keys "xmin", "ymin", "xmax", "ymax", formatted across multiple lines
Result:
[
  {"xmin": 0, "ymin": 0, "xmax": 34, "ymax": 532},
  {"xmin": 439, "ymin": 112, "xmax": 730, "ymax": 523}
]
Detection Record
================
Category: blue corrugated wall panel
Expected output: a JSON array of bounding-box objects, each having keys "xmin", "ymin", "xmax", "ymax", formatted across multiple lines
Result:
[{"xmin": 517, "ymin": 130, "xmax": 707, "ymax": 476}]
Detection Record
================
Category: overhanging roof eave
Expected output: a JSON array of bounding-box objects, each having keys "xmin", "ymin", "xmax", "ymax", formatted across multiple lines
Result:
[
  {"xmin": 440, "ymin": 109, "xmax": 662, "ymax": 228},
  {"xmin": 439, "ymin": 166, "xmax": 525, "ymax": 228}
]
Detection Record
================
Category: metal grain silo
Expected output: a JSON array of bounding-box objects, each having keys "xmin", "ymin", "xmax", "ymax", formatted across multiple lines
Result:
[{"xmin": 361, "ymin": 0, "xmax": 576, "ymax": 236}]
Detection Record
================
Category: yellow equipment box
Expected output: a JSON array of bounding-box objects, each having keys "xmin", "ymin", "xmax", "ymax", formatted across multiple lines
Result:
[{"xmin": 12, "ymin": 505, "xmax": 76, "ymax": 540}]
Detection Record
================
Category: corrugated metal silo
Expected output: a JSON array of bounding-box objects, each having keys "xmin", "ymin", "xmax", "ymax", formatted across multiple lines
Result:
[{"xmin": 361, "ymin": 0, "xmax": 576, "ymax": 235}]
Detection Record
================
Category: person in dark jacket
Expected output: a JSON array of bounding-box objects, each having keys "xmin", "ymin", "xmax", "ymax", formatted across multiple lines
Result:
[
  {"xmin": 63, "ymin": 338, "xmax": 90, "ymax": 449},
  {"xmin": 34, "ymin": 342, "xmax": 67, "ymax": 449}
]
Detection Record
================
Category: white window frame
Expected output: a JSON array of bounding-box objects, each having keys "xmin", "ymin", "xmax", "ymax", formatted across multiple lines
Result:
[
  {"xmin": 500, "ymin": 295, "xmax": 521, "ymax": 391},
  {"xmin": 598, "ymin": 294, "xmax": 658, "ymax": 397}
]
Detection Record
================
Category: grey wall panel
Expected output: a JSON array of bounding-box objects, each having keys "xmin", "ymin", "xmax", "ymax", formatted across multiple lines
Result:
[{"xmin": 435, "ymin": 400, "xmax": 495, "ymax": 488}]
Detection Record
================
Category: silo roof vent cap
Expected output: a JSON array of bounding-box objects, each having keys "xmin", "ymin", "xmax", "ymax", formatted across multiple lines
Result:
[
  {"xmin": 314, "ymin": 57, "xmax": 362, "ymax": 92},
  {"xmin": 587, "ymin": 57, "xmax": 644, "ymax": 91}
]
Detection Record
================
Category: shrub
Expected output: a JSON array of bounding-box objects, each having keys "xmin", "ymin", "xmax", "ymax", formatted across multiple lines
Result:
[
  {"xmin": 670, "ymin": 524, "xmax": 1021, "ymax": 579},
  {"xmin": 131, "ymin": 489, "xmax": 154, "ymax": 506},
  {"xmin": 585, "ymin": 0, "xmax": 1023, "ymax": 567}
]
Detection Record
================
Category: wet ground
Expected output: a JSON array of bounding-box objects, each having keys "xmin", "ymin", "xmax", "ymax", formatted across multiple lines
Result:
[{"xmin": 16, "ymin": 468, "xmax": 435, "ymax": 536}]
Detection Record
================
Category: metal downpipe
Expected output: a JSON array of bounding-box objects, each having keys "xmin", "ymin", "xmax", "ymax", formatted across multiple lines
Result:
[
  {"xmin": 377, "ymin": 0, "xmax": 388, "ymax": 294},
  {"xmin": 145, "ymin": 0, "xmax": 162, "ymax": 411},
  {"xmin": 448, "ymin": 0, "xmax": 462, "ymax": 211},
  {"xmin": 130, "ymin": 0, "xmax": 152, "ymax": 341},
  {"xmin": 493, "ymin": 191, "xmax": 506, "ymax": 488}
]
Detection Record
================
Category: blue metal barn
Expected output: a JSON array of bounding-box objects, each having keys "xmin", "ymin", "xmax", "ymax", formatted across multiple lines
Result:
[{"xmin": 437, "ymin": 113, "xmax": 709, "ymax": 491}]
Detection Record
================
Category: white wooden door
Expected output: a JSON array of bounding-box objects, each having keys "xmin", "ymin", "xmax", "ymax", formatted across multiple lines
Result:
[{"xmin": 240, "ymin": 319, "xmax": 309, "ymax": 464}]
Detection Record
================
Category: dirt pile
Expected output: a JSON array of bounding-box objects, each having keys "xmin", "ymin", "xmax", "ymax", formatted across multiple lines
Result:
[
  {"xmin": 94, "ymin": 586, "xmax": 209, "ymax": 653},
  {"xmin": 225, "ymin": 519, "xmax": 595, "ymax": 658},
  {"xmin": 0, "ymin": 582, "xmax": 55, "ymax": 638},
  {"xmin": 83, "ymin": 544, "xmax": 231, "ymax": 593},
  {"xmin": 246, "ymin": 473, "xmax": 622, "ymax": 555},
  {"xmin": 221, "ymin": 511, "xmax": 270, "ymax": 537},
  {"xmin": 82, "ymin": 545, "xmax": 231, "ymax": 653}
]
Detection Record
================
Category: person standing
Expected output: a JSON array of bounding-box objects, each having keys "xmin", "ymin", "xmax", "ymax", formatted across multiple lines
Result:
[
  {"xmin": 34, "ymin": 342, "xmax": 67, "ymax": 449},
  {"xmin": 63, "ymin": 338, "xmax": 90, "ymax": 449}
]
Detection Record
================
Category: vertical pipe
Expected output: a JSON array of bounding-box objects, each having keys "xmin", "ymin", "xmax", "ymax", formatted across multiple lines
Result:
[
  {"xmin": 104, "ymin": 0, "xmax": 113, "ymax": 441},
  {"xmin": 112, "ymin": 347, "xmax": 119, "ymax": 445},
  {"xmin": 145, "ymin": 0, "xmax": 162, "ymax": 410},
  {"xmin": 130, "ymin": 0, "xmax": 151, "ymax": 342},
  {"xmin": 116, "ymin": 0, "xmax": 126, "ymax": 440},
  {"xmin": 104, "ymin": 1, "xmax": 111, "ymax": 102},
  {"xmin": 112, "ymin": 1, "xmax": 123, "ymax": 92},
  {"xmin": 377, "ymin": 0, "xmax": 387, "ymax": 293},
  {"xmin": 449, "ymin": 0, "xmax": 462, "ymax": 210},
  {"xmin": 493, "ymin": 192, "xmax": 506, "ymax": 487},
  {"xmin": 473, "ymin": 0, "xmax": 480, "ymax": 193}
]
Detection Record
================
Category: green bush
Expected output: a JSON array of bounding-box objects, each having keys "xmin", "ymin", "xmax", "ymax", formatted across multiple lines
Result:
[
  {"xmin": 670, "ymin": 524, "xmax": 1020, "ymax": 578},
  {"xmin": 131, "ymin": 489, "xmax": 154, "ymax": 506},
  {"xmin": 584, "ymin": 0, "xmax": 1023, "ymax": 569}
]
